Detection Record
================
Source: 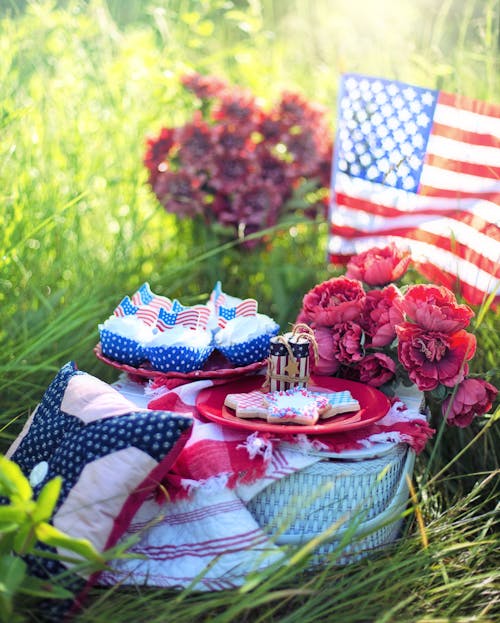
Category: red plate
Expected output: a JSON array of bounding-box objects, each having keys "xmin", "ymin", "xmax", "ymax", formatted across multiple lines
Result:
[
  {"xmin": 94, "ymin": 343, "xmax": 267, "ymax": 381},
  {"xmin": 196, "ymin": 375, "xmax": 391, "ymax": 435}
]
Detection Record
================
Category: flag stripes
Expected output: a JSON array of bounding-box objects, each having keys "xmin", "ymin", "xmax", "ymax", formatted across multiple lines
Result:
[{"xmin": 329, "ymin": 73, "xmax": 500, "ymax": 305}]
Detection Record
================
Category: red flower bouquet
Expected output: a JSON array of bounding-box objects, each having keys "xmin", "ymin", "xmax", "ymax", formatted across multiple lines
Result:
[
  {"xmin": 143, "ymin": 72, "xmax": 332, "ymax": 246},
  {"xmin": 297, "ymin": 243, "xmax": 498, "ymax": 428}
]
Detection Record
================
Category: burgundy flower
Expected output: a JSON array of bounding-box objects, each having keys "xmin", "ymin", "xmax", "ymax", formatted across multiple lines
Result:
[
  {"xmin": 145, "ymin": 76, "xmax": 333, "ymax": 242},
  {"xmin": 229, "ymin": 182, "xmax": 283, "ymax": 238},
  {"xmin": 361, "ymin": 285, "xmax": 404, "ymax": 348},
  {"xmin": 175, "ymin": 113, "xmax": 213, "ymax": 173},
  {"xmin": 442, "ymin": 378, "xmax": 498, "ymax": 427},
  {"xmin": 397, "ymin": 284, "xmax": 474, "ymax": 333},
  {"xmin": 181, "ymin": 72, "xmax": 227, "ymax": 99},
  {"xmin": 153, "ymin": 170, "xmax": 205, "ymax": 218},
  {"xmin": 396, "ymin": 323, "xmax": 476, "ymax": 391},
  {"xmin": 355, "ymin": 353, "xmax": 397, "ymax": 388},
  {"xmin": 282, "ymin": 129, "xmax": 320, "ymax": 176},
  {"xmin": 213, "ymin": 123, "xmax": 250, "ymax": 156},
  {"xmin": 300, "ymin": 277, "xmax": 366, "ymax": 327},
  {"xmin": 210, "ymin": 153, "xmax": 256, "ymax": 194},
  {"xmin": 211, "ymin": 89, "xmax": 261, "ymax": 134},
  {"xmin": 331, "ymin": 321, "xmax": 364, "ymax": 365},
  {"xmin": 143, "ymin": 127, "xmax": 175, "ymax": 184},
  {"xmin": 277, "ymin": 91, "xmax": 328, "ymax": 128},
  {"xmin": 346, "ymin": 244, "xmax": 411, "ymax": 286},
  {"xmin": 312, "ymin": 326, "xmax": 340, "ymax": 375},
  {"xmin": 256, "ymin": 147, "xmax": 290, "ymax": 191},
  {"xmin": 258, "ymin": 115, "xmax": 283, "ymax": 141}
]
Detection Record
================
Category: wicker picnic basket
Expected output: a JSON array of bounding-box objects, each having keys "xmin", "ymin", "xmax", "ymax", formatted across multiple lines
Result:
[{"xmin": 247, "ymin": 443, "xmax": 415, "ymax": 565}]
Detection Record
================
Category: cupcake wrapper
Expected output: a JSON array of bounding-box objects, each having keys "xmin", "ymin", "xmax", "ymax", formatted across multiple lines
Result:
[
  {"xmin": 146, "ymin": 343, "xmax": 214, "ymax": 373},
  {"xmin": 99, "ymin": 329, "xmax": 145, "ymax": 367},
  {"xmin": 217, "ymin": 327, "xmax": 279, "ymax": 366}
]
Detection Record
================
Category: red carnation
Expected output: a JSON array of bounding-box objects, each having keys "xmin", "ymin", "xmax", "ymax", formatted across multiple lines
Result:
[
  {"xmin": 346, "ymin": 243, "xmax": 411, "ymax": 286},
  {"xmin": 396, "ymin": 323, "xmax": 476, "ymax": 391},
  {"xmin": 331, "ymin": 321, "xmax": 364, "ymax": 365},
  {"xmin": 397, "ymin": 284, "xmax": 474, "ymax": 333},
  {"xmin": 442, "ymin": 378, "xmax": 498, "ymax": 427},
  {"xmin": 362, "ymin": 285, "xmax": 404, "ymax": 348},
  {"xmin": 300, "ymin": 277, "xmax": 366, "ymax": 327},
  {"xmin": 356, "ymin": 353, "xmax": 397, "ymax": 388}
]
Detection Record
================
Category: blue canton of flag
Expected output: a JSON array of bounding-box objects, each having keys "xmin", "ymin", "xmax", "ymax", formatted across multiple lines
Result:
[
  {"xmin": 132, "ymin": 283, "xmax": 155, "ymax": 306},
  {"xmin": 336, "ymin": 75, "xmax": 437, "ymax": 192},
  {"xmin": 218, "ymin": 306, "xmax": 236, "ymax": 322},
  {"xmin": 172, "ymin": 299, "xmax": 188, "ymax": 312},
  {"xmin": 157, "ymin": 307, "xmax": 178, "ymax": 328},
  {"xmin": 113, "ymin": 296, "xmax": 139, "ymax": 317}
]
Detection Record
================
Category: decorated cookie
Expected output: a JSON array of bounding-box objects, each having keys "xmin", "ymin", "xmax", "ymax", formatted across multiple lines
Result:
[
  {"xmin": 263, "ymin": 387, "xmax": 331, "ymax": 426},
  {"xmin": 224, "ymin": 390, "xmax": 268, "ymax": 419},
  {"xmin": 314, "ymin": 390, "xmax": 361, "ymax": 419}
]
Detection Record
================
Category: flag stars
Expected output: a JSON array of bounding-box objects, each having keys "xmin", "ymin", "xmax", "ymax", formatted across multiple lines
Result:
[
  {"xmin": 416, "ymin": 112, "xmax": 431, "ymax": 127},
  {"xmin": 403, "ymin": 87, "xmax": 417, "ymax": 100},
  {"xmin": 421, "ymin": 91, "xmax": 435, "ymax": 106}
]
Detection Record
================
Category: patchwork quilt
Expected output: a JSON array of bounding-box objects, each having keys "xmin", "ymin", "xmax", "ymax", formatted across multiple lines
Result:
[{"xmin": 4, "ymin": 362, "xmax": 193, "ymax": 620}]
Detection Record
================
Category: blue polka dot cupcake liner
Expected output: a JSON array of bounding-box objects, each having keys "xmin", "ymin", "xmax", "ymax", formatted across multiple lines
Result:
[
  {"xmin": 99, "ymin": 329, "xmax": 146, "ymax": 367},
  {"xmin": 146, "ymin": 343, "xmax": 215, "ymax": 373},
  {"xmin": 216, "ymin": 328, "xmax": 279, "ymax": 366}
]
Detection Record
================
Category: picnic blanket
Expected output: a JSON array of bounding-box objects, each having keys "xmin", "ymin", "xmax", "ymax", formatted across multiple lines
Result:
[{"xmin": 95, "ymin": 374, "xmax": 433, "ymax": 590}]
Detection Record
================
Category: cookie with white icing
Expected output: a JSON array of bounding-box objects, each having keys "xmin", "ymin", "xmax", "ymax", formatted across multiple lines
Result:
[
  {"xmin": 224, "ymin": 390, "xmax": 268, "ymax": 419},
  {"xmin": 264, "ymin": 387, "xmax": 331, "ymax": 426},
  {"xmin": 314, "ymin": 390, "xmax": 360, "ymax": 419}
]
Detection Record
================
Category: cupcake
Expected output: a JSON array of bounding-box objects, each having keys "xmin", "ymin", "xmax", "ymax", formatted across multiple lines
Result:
[
  {"xmin": 99, "ymin": 314, "xmax": 155, "ymax": 367},
  {"xmin": 214, "ymin": 313, "xmax": 279, "ymax": 366},
  {"xmin": 146, "ymin": 324, "xmax": 214, "ymax": 373}
]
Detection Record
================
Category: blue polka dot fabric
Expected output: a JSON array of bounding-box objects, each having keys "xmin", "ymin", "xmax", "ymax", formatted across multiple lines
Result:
[
  {"xmin": 5, "ymin": 361, "xmax": 193, "ymax": 619},
  {"xmin": 217, "ymin": 328, "xmax": 280, "ymax": 366},
  {"xmin": 100, "ymin": 328, "xmax": 146, "ymax": 367},
  {"xmin": 147, "ymin": 342, "xmax": 214, "ymax": 372}
]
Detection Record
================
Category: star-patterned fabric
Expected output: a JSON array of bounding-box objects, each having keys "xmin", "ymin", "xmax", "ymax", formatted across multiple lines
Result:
[
  {"xmin": 4, "ymin": 362, "xmax": 193, "ymax": 619},
  {"xmin": 336, "ymin": 75, "xmax": 437, "ymax": 192}
]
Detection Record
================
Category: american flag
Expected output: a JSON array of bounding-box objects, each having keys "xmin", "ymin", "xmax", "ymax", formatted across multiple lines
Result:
[
  {"xmin": 328, "ymin": 73, "xmax": 500, "ymax": 306},
  {"xmin": 113, "ymin": 296, "xmax": 139, "ymax": 317},
  {"xmin": 209, "ymin": 281, "xmax": 227, "ymax": 310},
  {"xmin": 156, "ymin": 305, "xmax": 211, "ymax": 331},
  {"xmin": 218, "ymin": 299, "xmax": 258, "ymax": 329},
  {"xmin": 131, "ymin": 283, "xmax": 172, "ymax": 311}
]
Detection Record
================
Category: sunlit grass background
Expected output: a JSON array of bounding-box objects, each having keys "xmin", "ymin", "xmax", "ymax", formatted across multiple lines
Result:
[{"xmin": 1, "ymin": 0, "xmax": 499, "ymax": 620}]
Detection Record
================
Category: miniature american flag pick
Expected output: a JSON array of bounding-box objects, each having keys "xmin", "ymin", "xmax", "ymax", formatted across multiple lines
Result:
[
  {"xmin": 132, "ymin": 283, "xmax": 172, "ymax": 312},
  {"xmin": 131, "ymin": 282, "xmax": 155, "ymax": 306},
  {"xmin": 113, "ymin": 296, "xmax": 139, "ymax": 317},
  {"xmin": 218, "ymin": 299, "xmax": 258, "ymax": 328}
]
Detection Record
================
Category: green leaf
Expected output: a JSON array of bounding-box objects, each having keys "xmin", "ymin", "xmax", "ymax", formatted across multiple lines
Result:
[
  {"xmin": 0, "ymin": 457, "xmax": 32, "ymax": 502},
  {"xmin": 32, "ymin": 476, "xmax": 61, "ymax": 523},
  {"xmin": 34, "ymin": 522, "xmax": 104, "ymax": 564},
  {"xmin": 0, "ymin": 555, "xmax": 26, "ymax": 597},
  {"xmin": 19, "ymin": 575, "xmax": 74, "ymax": 600},
  {"xmin": 0, "ymin": 506, "xmax": 23, "ymax": 524},
  {"xmin": 12, "ymin": 524, "xmax": 36, "ymax": 555}
]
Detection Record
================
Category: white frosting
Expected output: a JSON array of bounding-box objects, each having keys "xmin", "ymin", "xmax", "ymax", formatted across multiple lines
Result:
[
  {"xmin": 148, "ymin": 325, "xmax": 212, "ymax": 349},
  {"xmin": 215, "ymin": 313, "xmax": 278, "ymax": 346},
  {"xmin": 100, "ymin": 315, "xmax": 155, "ymax": 343}
]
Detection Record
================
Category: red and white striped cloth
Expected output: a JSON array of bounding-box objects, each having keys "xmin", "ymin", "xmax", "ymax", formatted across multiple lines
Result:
[
  {"xmin": 97, "ymin": 375, "xmax": 433, "ymax": 590},
  {"xmin": 329, "ymin": 74, "xmax": 500, "ymax": 306}
]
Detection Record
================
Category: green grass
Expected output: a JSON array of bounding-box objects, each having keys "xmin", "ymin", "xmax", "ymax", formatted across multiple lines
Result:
[{"xmin": 1, "ymin": 0, "xmax": 499, "ymax": 621}]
